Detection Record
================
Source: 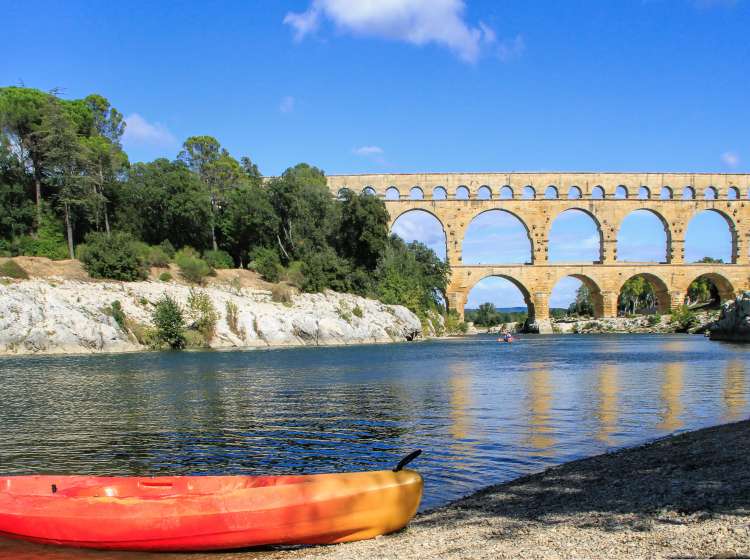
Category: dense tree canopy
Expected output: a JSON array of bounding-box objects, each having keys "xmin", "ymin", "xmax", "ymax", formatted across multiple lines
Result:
[{"xmin": 0, "ymin": 86, "xmax": 451, "ymax": 320}]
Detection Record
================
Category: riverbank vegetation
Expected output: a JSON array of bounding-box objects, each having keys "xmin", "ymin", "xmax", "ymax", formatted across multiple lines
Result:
[{"xmin": 0, "ymin": 87, "xmax": 457, "ymax": 331}]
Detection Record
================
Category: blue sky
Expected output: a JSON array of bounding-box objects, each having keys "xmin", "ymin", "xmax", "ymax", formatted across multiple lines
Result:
[{"xmin": 4, "ymin": 0, "xmax": 747, "ymax": 309}]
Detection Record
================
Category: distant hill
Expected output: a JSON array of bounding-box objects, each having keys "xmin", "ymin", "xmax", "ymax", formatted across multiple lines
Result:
[{"xmin": 464, "ymin": 306, "xmax": 569, "ymax": 314}]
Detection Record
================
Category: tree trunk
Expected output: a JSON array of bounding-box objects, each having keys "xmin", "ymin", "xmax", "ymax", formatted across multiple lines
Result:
[
  {"xmin": 211, "ymin": 223, "xmax": 218, "ymax": 252},
  {"xmin": 34, "ymin": 173, "xmax": 42, "ymax": 237},
  {"xmin": 104, "ymin": 205, "xmax": 111, "ymax": 236},
  {"xmin": 64, "ymin": 203, "xmax": 75, "ymax": 259}
]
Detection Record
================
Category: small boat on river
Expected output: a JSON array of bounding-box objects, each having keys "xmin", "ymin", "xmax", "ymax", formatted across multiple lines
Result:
[{"xmin": 0, "ymin": 452, "xmax": 423, "ymax": 552}]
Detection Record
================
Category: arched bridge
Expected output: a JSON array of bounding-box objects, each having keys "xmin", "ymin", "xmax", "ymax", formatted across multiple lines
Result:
[{"xmin": 328, "ymin": 172, "xmax": 750, "ymax": 329}]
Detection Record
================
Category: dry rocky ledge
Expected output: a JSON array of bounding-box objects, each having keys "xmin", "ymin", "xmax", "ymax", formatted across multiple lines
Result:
[
  {"xmin": 261, "ymin": 420, "xmax": 750, "ymax": 560},
  {"xmin": 0, "ymin": 277, "xmax": 421, "ymax": 355}
]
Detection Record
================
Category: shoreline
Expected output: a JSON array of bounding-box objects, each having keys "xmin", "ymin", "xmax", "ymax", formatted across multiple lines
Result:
[{"xmin": 263, "ymin": 420, "xmax": 750, "ymax": 560}]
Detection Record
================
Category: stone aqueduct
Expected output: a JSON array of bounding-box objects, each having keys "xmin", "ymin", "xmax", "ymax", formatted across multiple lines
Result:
[{"xmin": 327, "ymin": 172, "xmax": 750, "ymax": 329}]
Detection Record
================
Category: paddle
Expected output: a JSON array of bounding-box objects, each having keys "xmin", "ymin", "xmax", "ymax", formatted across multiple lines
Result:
[{"xmin": 393, "ymin": 450, "xmax": 422, "ymax": 472}]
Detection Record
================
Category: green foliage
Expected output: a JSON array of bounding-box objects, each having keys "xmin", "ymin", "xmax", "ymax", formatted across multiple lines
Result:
[
  {"xmin": 79, "ymin": 231, "xmax": 147, "ymax": 281},
  {"xmin": 175, "ymin": 247, "xmax": 211, "ymax": 284},
  {"xmin": 336, "ymin": 191, "xmax": 389, "ymax": 271},
  {"xmin": 568, "ymin": 284, "xmax": 594, "ymax": 316},
  {"xmin": 670, "ymin": 305, "xmax": 697, "ymax": 331},
  {"xmin": 13, "ymin": 210, "xmax": 69, "ymax": 260},
  {"xmin": 618, "ymin": 275, "xmax": 657, "ymax": 315},
  {"xmin": 251, "ymin": 247, "xmax": 282, "ymax": 283},
  {"xmin": 0, "ymin": 259, "xmax": 29, "ymax": 279},
  {"xmin": 159, "ymin": 239, "xmax": 176, "ymax": 259},
  {"xmin": 271, "ymin": 284, "xmax": 293, "ymax": 305},
  {"xmin": 443, "ymin": 310, "xmax": 468, "ymax": 334},
  {"xmin": 225, "ymin": 300, "xmax": 245, "ymax": 338},
  {"xmin": 202, "ymin": 249, "xmax": 233, "ymax": 269},
  {"xmin": 159, "ymin": 271, "xmax": 172, "ymax": 282},
  {"xmin": 219, "ymin": 183, "xmax": 278, "ymax": 266},
  {"xmin": 151, "ymin": 295, "xmax": 186, "ymax": 349},
  {"xmin": 647, "ymin": 313, "xmax": 661, "ymax": 326},
  {"xmin": 186, "ymin": 289, "xmax": 218, "ymax": 342},
  {"xmin": 103, "ymin": 300, "xmax": 126, "ymax": 331},
  {"xmin": 352, "ymin": 305, "xmax": 363, "ymax": 318},
  {"xmin": 283, "ymin": 261, "xmax": 305, "ymax": 288},
  {"xmin": 147, "ymin": 245, "xmax": 171, "ymax": 268},
  {"xmin": 300, "ymin": 247, "xmax": 353, "ymax": 293}
]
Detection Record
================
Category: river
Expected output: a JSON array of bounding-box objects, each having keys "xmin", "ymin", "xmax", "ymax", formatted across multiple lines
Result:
[{"xmin": 0, "ymin": 334, "xmax": 748, "ymax": 557}]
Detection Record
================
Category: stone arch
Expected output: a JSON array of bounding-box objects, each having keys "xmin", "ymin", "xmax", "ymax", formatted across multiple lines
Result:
[
  {"xmin": 685, "ymin": 208, "xmax": 737, "ymax": 264},
  {"xmin": 389, "ymin": 208, "xmax": 448, "ymax": 261},
  {"xmin": 462, "ymin": 209, "xmax": 533, "ymax": 264},
  {"xmin": 728, "ymin": 186, "xmax": 740, "ymax": 200},
  {"xmin": 362, "ymin": 186, "xmax": 376, "ymax": 196},
  {"xmin": 550, "ymin": 273, "xmax": 605, "ymax": 318},
  {"xmin": 477, "ymin": 185, "xmax": 492, "ymax": 200},
  {"xmin": 465, "ymin": 273, "xmax": 536, "ymax": 322},
  {"xmin": 638, "ymin": 186, "xmax": 651, "ymax": 200},
  {"xmin": 409, "ymin": 186, "xmax": 424, "ymax": 200},
  {"xmin": 455, "ymin": 185, "xmax": 470, "ymax": 200},
  {"xmin": 660, "ymin": 186, "xmax": 673, "ymax": 200},
  {"xmin": 615, "ymin": 185, "xmax": 628, "ymax": 199},
  {"xmin": 522, "ymin": 186, "xmax": 536, "ymax": 199},
  {"xmin": 682, "ymin": 186, "xmax": 695, "ymax": 200},
  {"xmin": 617, "ymin": 208, "xmax": 671, "ymax": 263},
  {"xmin": 568, "ymin": 186, "xmax": 582, "ymax": 200},
  {"xmin": 337, "ymin": 187, "xmax": 351, "ymax": 200},
  {"xmin": 684, "ymin": 271, "xmax": 736, "ymax": 306},
  {"xmin": 616, "ymin": 272, "xmax": 672, "ymax": 315},
  {"xmin": 704, "ymin": 186, "xmax": 718, "ymax": 200},
  {"xmin": 544, "ymin": 185, "xmax": 559, "ymax": 199},
  {"xmin": 433, "ymin": 186, "xmax": 448, "ymax": 200},
  {"xmin": 548, "ymin": 208, "xmax": 604, "ymax": 263},
  {"xmin": 591, "ymin": 185, "xmax": 605, "ymax": 199},
  {"xmin": 385, "ymin": 186, "xmax": 400, "ymax": 200},
  {"xmin": 500, "ymin": 185, "xmax": 514, "ymax": 199}
]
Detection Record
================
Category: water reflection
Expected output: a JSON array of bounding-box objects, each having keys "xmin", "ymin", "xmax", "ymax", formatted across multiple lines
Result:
[
  {"xmin": 525, "ymin": 365, "xmax": 555, "ymax": 454},
  {"xmin": 448, "ymin": 363, "xmax": 472, "ymax": 442},
  {"xmin": 658, "ymin": 363, "xmax": 684, "ymax": 432},
  {"xmin": 723, "ymin": 360, "xmax": 747, "ymax": 421},
  {"xmin": 596, "ymin": 364, "xmax": 619, "ymax": 443}
]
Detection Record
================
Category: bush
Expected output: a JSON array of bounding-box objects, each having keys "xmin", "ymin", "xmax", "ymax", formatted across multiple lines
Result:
[
  {"xmin": 283, "ymin": 261, "xmax": 305, "ymax": 288},
  {"xmin": 186, "ymin": 289, "xmax": 218, "ymax": 342},
  {"xmin": 203, "ymin": 249, "xmax": 233, "ymax": 270},
  {"xmin": 79, "ymin": 232, "xmax": 148, "ymax": 281},
  {"xmin": 152, "ymin": 295, "xmax": 186, "ymax": 349},
  {"xmin": 300, "ymin": 249, "xmax": 352, "ymax": 293},
  {"xmin": 251, "ymin": 247, "xmax": 282, "ymax": 283},
  {"xmin": 103, "ymin": 300, "xmax": 127, "ymax": 331},
  {"xmin": 671, "ymin": 305, "xmax": 697, "ymax": 331},
  {"xmin": 647, "ymin": 313, "xmax": 661, "ymax": 326},
  {"xmin": 159, "ymin": 271, "xmax": 172, "ymax": 282},
  {"xmin": 225, "ymin": 300, "xmax": 245, "ymax": 338},
  {"xmin": 12, "ymin": 210, "xmax": 69, "ymax": 260},
  {"xmin": 147, "ymin": 246, "xmax": 171, "ymax": 268},
  {"xmin": 0, "ymin": 260, "xmax": 29, "ymax": 279},
  {"xmin": 175, "ymin": 247, "xmax": 212, "ymax": 284},
  {"xmin": 352, "ymin": 305, "xmax": 363, "ymax": 318},
  {"xmin": 271, "ymin": 284, "xmax": 293, "ymax": 305},
  {"xmin": 158, "ymin": 240, "xmax": 176, "ymax": 259}
]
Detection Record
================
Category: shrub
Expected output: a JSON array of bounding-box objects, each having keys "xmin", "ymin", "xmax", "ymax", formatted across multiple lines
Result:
[
  {"xmin": 647, "ymin": 313, "xmax": 661, "ymax": 326},
  {"xmin": 175, "ymin": 247, "xmax": 212, "ymax": 284},
  {"xmin": 147, "ymin": 246, "xmax": 171, "ymax": 268},
  {"xmin": 186, "ymin": 289, "xmax": 218, "ymax": 342},
  {"xmin": 102, "ymin": 300, "xmax": 127, "ymax": 331},
  {"xmin": 158, "ymin": 240, "xmax": 176, "ymax": 259},
  {"xmin": 671, "ymin": 306, "xmax": 697, "ymax": 331},
  {"xmin": 0, "ymin": 260, "xmax": 29, "ymax": 279},
  {"xmin": 79, "ymin": 232, "xmax": 148, "ymax": 281},
  {"xmin": 203, "ymin": 249, "xmax": 233, "ymax": 270},
  {"xmin": 251, "ymin": 247, "xmax": 282, "ymax": 283},
  {"xmin": 271, "ymin": 284, "xmax": 293, "ymax": 305},
  {"xmin": 283, "ymin": 261, "xmax": 305, "ymax": 288},
  {"xmin": 13, "ymin": 211, "xmax": 68, "ymax": 260},
  {"xmin": 151, "ymin": 295, "xmax": 186, "ymax": 349},
  {"xmin": 183, "ymin": 329, "xmax": 208, "ymax": 348},
  {"xmin": 444, "ymin": 310, "xmax": 468, "ymax": 334},
  {"xmin": 225, "ymin": 300, "xmax": 245, "ymax": 338},
  {"xmin": 352, "ymin": 305, "xmax": 363, "ymax": 318},
  {"xmin": 159, "ymin": 271, "xmax": 172, "ymax": 282}
]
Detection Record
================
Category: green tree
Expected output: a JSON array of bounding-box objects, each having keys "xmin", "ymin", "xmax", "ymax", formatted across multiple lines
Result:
[
  {"xmin": 475, "ymin": 302, "xmax": 498, "ymax": 326},
  {"xmin": 219, "ymin": 183, "xmax": 279, "ymax": 267},
  {"xmin": 152, "ymin": 295, "xmax": 186, "ymax": 349},
  {"xmin": 618, "ymin": 276, "xmax": 656, "ymax": 315},
  {"xmin": 336, "ymin": 190, "xmax": 389, "ymax": 271},
  {"xmin": 569, "ymin": 284, "xmax": 594, "ymax": 316},
  {"xmin": 78, "ymin": 231, "xmax": 148, "ymax": 281}
]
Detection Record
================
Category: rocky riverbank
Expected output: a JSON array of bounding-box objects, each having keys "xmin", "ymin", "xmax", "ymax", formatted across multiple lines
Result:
[
  {"xmin": 0, "ymin": 263, "xmax": 422, "ymax": 356},
  {"xmin": 261, "ymin": 420, "xmax": 749, "ymax": 560},
  {"xmin": 709, "ymin": 291, "xmax": 750, "ymax": 342}
]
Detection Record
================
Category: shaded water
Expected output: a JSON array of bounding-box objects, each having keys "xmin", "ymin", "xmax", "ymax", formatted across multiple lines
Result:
[{"xmin": 0, "ymin": 334, "xmax": 748, "ymax": 558}]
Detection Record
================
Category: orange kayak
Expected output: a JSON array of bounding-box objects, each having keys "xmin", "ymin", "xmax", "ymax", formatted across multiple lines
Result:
[{"xmin": 0, "ymin": 457, "xmax": 423, "ymax": 552}]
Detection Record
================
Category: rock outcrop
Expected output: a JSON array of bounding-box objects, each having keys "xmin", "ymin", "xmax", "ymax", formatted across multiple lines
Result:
[
  {"xmin": 0, "ymin": 279, "xmax": 422, "ymax": 355},
  {"xmin": 708, "ymin": 292, "xmax": 750, "ymax": 342}
]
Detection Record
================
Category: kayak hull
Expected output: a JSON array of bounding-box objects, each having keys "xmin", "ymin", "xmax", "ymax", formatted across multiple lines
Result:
[{"xmin": 0, "ymin": 470, "xmax": 422, "ymax": 551}]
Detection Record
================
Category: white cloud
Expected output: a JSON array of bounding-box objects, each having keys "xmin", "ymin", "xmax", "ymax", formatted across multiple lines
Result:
[
  {"xmin": 279, "ymin": 95, "xmax": 295, "ymax": 114},
  {"xmin": 122, "ymin": 113, "xmax": 176, "ymax": 147},
  {"xmin": 353, "ymin": 145, "xmax": 383, "ymax": 156},
  {"xmin": 721, "ymin": 151, "xmax": 740, "ymax": 169},
  {"xmin": 283, "ymin": 0, "xmax": 498, "ymax": 63}
]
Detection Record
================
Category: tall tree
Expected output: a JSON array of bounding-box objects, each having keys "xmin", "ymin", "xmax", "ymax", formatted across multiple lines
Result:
[
  {"xmin": 219, "ymin": 183, "xmax": 279, "ymax": 267},
  {"xmin": 336, "ymin": 191, "xmax": 389, "ymax": 271}
]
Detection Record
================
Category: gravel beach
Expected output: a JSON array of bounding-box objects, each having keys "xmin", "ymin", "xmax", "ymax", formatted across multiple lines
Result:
[{"xmin": 267, "ymin": 420, "xmax": 750, "ymax": 560}]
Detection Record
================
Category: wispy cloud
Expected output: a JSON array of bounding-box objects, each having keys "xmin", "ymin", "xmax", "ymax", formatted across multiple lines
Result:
[
  {"xmin": 279, "ymin": 95, "xmax": 295, "ymax": 114},
  {"xmin": 497, "ymin": 34, "xmax": 525, "ymax": 62},
  {"xmin": 721, "ymin": 151, "xmax": 740, "ymax": 169},
  {"xmin": 283, "ymin": 0, "xmax": 500, "ymax": 63},
  {"xmin": 122, "ymin": 113, "xmax": 176, "ymax": 148},
  {"xmin": 352, "ymin": 144, "xmax": 386, "ymax": 164}
]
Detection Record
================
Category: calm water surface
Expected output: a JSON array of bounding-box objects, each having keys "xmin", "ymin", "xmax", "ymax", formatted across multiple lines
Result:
[{"xmin": 0, "ymin": 334, "xmax": 748, "ymax": 558}]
